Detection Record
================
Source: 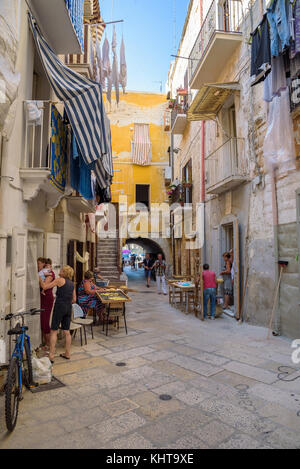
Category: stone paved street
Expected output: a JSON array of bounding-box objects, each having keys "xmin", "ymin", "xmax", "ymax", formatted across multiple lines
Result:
[{"xmin": 1, "ymin": 268, "xmax": 300, "ymax": 449}]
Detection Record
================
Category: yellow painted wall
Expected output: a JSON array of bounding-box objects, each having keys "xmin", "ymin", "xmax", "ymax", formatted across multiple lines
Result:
[{"xmin": 105, "ymin": 92, "xmax": 170, "ymax": 207}]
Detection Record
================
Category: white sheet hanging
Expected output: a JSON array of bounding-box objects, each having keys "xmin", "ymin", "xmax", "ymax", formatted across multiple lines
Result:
[
  {"xmin": 120, "ymin": 36, "xmax": 127, "ymax": 94},
  {"xmin": 111, "ymin": 26, "xmax": 119, "ymax": 104},
  {"xmin": 263, "ymin": 87, "xmax": 296, "ymax": 169}
]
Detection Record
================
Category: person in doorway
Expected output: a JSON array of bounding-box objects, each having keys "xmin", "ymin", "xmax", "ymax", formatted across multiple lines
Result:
[
  {"xmin": 220, "ymin": 252, "xmax": 233, "ymax": 310},
  {"xmin": 202, "ymin": 264, "xmax": 217, "ymax": 320},
  {"xmin": 143, "ymin": 253, "xmax": 154, "ymax": 288},
  {"xmin": 77, "ymin": 271, "xmax": 106, "ymax": 322},
  {"xmin": 154, "ymin": 254, "xmax": 167, "ymax": 295},
  {"xmin": 38, "ymin": 258, "xmax": 55, "ymax": 350},
  {"xmin": 41, "ymin": 265, "xmax": 76, "ymax": 363}
]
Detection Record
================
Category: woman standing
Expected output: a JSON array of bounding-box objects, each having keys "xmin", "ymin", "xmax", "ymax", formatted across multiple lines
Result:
[
  {"xmin": 220, "ymin": 252, "xmax": 233, "ymax": 310},
  {"xmin": 77, "ymin": 271, "xmax": 106, "ymax": 322},
  {"xmin": 38, "ymin": 258, "xmax": 55, "ymax": 350},
  {"xmin": 41, "ymin": 265, "xmax": 76, "ymax": 363}
]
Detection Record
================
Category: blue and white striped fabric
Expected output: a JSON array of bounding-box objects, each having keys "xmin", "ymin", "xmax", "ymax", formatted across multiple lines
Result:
[{"xmin": 28, "ymin": 12, "xmax": 112, "ymax": 189}]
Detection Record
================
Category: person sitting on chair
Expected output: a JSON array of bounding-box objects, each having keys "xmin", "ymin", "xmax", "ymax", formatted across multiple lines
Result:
[{"xmin": 77, "ymin": 271, "xmax": 106, "ymax": 323}]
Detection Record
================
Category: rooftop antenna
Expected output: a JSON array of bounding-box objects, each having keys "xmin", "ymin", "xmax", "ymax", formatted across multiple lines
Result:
[{"xmin": 153, "ymin": 81, "xmax": 163, "ymax": 93}]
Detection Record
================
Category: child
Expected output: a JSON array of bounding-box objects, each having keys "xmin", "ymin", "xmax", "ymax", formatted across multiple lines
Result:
[{"xmin": 39, "ymin": 258, "xmax": 53, "ymax": 295}]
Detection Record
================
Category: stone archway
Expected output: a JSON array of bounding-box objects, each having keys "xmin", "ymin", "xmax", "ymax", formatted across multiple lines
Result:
[{"xmin": 125, "ymin": 237, "xmax": 171, "ymax": 270}]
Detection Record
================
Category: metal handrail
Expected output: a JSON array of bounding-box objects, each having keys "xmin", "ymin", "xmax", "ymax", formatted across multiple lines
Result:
[{"xmin": 206, "ymin": 137, "xmax": 245, "ymax": 160}]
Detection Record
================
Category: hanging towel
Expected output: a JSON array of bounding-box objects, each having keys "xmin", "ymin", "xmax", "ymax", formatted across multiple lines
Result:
[
  {"xmin": 70, "ymin": 130, "xmax": 94, "ymax": 200},
  {"xmin": 112, "ymin": 26, "xmax": 120, "ymax": 104},
  {"xmin": 131, "ymin": 124, "xmax": 152, "ymax": 166},
  {"xmin": 120, "ymin": 36, "xmax": 127, "ymax": 94},
  {"xmin": 49, "ymin": 106, "xmax": 67, "ymax": 193}
]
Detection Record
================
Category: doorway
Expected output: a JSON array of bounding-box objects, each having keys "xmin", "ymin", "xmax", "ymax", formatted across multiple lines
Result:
[{"xmin": 220, "ymin": 217, "xmax": 240, "ymax": 318}]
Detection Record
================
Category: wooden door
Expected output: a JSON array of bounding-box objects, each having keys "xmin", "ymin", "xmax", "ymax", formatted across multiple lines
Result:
[{"xmin": 11, "ymin": 228, "xmax": 27, "ymax": 315}]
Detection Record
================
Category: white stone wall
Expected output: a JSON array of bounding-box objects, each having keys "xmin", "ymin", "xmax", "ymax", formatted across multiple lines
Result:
[{"xmin": 169, "ymin": 0, "xmax": 300, "ymax": 337}]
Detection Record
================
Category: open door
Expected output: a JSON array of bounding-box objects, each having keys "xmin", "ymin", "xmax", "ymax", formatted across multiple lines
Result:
[
  {"xmin": 11, "ymin": 228, "xmax": 27, "ymax": 314},
  {"xmin": 44, "ymin": 233, "xmax": 61, "ymax": 278},
  {"xmin": 233, "ymin": 218, "xmax": 240, "ymax": 319}
]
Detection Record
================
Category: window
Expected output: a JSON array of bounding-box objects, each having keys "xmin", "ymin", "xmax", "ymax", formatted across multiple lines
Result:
[
  {"xmin": 6, "ymin": 236, "xmax": 12, "ymax": 265},
  {"xmin": 131, "ymin": 124, "xmax": 152, "ymax": 166},
  {"xmin": 135, "ymin": 184, "xmax": 150, "ymax": 210},
  {"xmin": 182, "ymin": 160, "xmax": 193, "ymax": 204}
]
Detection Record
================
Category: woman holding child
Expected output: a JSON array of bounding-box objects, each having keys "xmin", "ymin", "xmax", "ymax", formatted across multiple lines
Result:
[{"xmin": 37, "ymin": 257, "xmax": 55, "ymax": 349}]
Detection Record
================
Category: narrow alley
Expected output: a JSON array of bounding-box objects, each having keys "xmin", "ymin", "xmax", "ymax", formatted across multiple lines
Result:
[{"xmin": 0, "ymin": 267, "xmax": 299, "ymax": 450}]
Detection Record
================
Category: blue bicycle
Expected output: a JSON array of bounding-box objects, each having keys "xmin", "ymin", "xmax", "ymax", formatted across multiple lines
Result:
[{"xmin": 4, "ymin": 308, "xmax": 43, "ymax": 432}]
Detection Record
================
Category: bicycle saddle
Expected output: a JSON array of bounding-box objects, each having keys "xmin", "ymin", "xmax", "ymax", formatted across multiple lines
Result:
[{"xmin": 7, "ymin": 326, "xmax": 28, "ymax": 336}]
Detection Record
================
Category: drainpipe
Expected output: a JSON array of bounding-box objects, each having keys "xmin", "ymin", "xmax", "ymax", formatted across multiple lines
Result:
[
  {"xmin": 200, "ymin": 0, "xmax": 206, "ymax": 263},
  {"xmin": 270, "ymin": 164, "xmax": 280, "ymax": 335}
]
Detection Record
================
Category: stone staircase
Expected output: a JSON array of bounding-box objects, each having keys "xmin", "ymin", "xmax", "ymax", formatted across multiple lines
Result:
[{"xmin": 97, "ymin": 238, "xmax": 120, "ymax": 281}]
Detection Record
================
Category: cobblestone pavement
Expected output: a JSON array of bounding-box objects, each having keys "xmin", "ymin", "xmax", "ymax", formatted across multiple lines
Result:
[{"xmin": 1, "ymin": 268, "xmax": 300, "ymax": 449}]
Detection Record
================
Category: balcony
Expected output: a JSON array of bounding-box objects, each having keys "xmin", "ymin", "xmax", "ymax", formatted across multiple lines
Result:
[
  {"xmin": 65, "ymin": 25, "xmax": 94, "ymax": 79},
  {"xmin": 171, "ymin": 107, "xmax": 187, "ymax": 135},
  {"xmin": 206, "ymin": 138, "xmax": 249, "ymax": 195},
  {"xmin": 67, "ymin": 195, "xmax": 96, "ymax": 214},
  {"xmin": 20, "ymin": 100, "xmax": 52, "ymax": 201},
  {"xmin": 189, "ymin": 0, "xmax": 243, "ymax": 89},
  {"xmin": 28, "ymin": 0, "xmax": 84, "ymax": 54}
]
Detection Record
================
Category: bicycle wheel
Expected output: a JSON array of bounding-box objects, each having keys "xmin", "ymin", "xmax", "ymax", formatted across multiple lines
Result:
[
  {"xmin": 23, "ymin": 339, "xmax": 33, "ymax": 388},
  {"xmin": 5, "ymin": 357, "xmax": 20, "ymax": 432}
]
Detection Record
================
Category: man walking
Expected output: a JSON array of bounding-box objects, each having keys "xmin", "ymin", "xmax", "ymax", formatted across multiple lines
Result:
[
  {"xmin": 154, "ymin": 253, "xmax": 167, "ymax": 295},
  {"xmin": 143, "ymin": 253, "xmax": 154, "ymax": 288},
  {"xmin": 202, "ymin": 264, "xmax": 217, "ymax": 320}
]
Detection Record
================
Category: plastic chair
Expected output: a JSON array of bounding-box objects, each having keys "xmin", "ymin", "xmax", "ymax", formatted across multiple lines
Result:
[{"xmin": 72, "ymin": 304, "xmax": 94, "ymax": 345}]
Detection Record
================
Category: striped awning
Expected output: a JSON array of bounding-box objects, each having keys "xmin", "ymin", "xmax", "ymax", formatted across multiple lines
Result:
[
  {"xmin": 131, "ymin": 124, "xmax": 152, "ymax": 166},
  {"xmin": 28, "ymin": 12, "xmax": 112, "ymax": 189}
]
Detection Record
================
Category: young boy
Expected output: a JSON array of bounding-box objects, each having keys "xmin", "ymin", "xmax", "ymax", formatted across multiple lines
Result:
[{"xmin": 39, "ymin": 258, "xmax": 53, "ymax": 295}]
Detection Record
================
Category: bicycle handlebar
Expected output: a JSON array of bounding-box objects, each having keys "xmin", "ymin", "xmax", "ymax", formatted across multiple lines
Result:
[{"xmin": 4, "ymin": 308, "xmax": 44, "ymax": 321}]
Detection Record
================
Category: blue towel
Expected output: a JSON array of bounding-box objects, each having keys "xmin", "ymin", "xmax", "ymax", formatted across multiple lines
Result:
[{"xmin": 70, "ymin": 131, "xmax": 93, "ymax": 200}]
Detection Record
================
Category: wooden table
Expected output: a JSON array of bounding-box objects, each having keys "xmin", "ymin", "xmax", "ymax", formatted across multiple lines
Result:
[
  {"xmin": 169, "ymin": 282, "xmax": 196, "ymax": 314},
  {"xmin": 96, "ymin": 290, "xmax": 131, "ymax": 336}
]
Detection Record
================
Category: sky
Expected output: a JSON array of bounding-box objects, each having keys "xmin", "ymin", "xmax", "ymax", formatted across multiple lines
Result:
[{"xmin": 100, "ymin": 0, "xmax": 190, "ymax": 93}]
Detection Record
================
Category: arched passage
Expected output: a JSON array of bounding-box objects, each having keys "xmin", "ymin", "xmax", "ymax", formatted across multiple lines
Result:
[{"xmin": 125, "ymin": 237, "xmax": 166, "ymax": 260}]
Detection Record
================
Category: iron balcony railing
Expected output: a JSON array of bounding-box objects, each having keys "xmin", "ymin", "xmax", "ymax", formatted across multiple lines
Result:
[
  {"xmin": 65, "ymin": 0, "xmax": 84, "ymax": 50},
  {"xmin": 206, "ymin": 137, "xmax": 248, "ymax": 190},
  {"xmin": 23, "ymin": 101, "xmax": 52, "ymax": 170},
  {"xmin": 171, "ymin": 106, "xmax": 188, "ymax": 129},
  {"xmin": 189, "ymin": 0, "xmax": 243, "ymax": 84}
]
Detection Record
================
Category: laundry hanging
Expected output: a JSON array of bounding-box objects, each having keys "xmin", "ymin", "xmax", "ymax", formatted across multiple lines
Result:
[
  {"xmin": 95, "ymin": 35, "xmax": 103, "ymax": 86},
  {"xmin": 102, "ymin": 35, "xmax": 111, "ymax": 100},
  {"xmin": 120, "ymin": 36, "xmax": 127, "ymax": 94},
  {"xmin": 49, "ymin": 106, "xmax": 67, "ymax": 193},
  {"xmin": 131, "ymin": 124, "xmax": 152, "ymax": 166},
  {"xmin": 111, "ymin": 26, "xmax": 120, "ymax": 104},
  {"xmin": 250, "ymin": 15, "xmax": 271, "ymax": 85},
  {"xmin": 28, "ymin": 12, "xmax": 109, "ymax": 186}
]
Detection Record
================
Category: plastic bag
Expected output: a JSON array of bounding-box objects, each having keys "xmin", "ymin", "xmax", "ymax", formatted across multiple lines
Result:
[{"xmin": 32, "ymin": 357, "xmax": 52, "ymax": 385}]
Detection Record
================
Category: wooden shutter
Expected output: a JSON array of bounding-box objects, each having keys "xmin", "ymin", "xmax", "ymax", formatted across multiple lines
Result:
[
  {"xmin": 11, "ymin": 228, "xmax": 27, "ymax": 314},
  {"xmin": 44, "ymin": 233, "xmax": 61, "ymax": 277}
]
